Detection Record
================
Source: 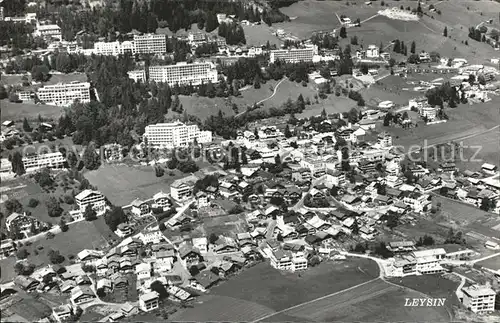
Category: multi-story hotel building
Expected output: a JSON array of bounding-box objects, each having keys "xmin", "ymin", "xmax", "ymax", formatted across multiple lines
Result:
[
  {"xmin": 93, "ymin": 40, "xmax": 135, "ymax": 56},
  {"xmin": 75, "ymin": 189, "xmax": 107, "ymax": 215},
  {"xmin": 270, "ymin": 46, "xmax": 316, "ymax": 63},
  {"xmin": 22, "ymin": 152, "xmax": 66, "ymax": 171},
  {"xmin": 462, "ymin": 285, "xmax": 496, "ymax": 313},
  {"xmin": 33, "ymin": 23, "xmax": 62, "ymax": 41},
  {"xmin": 148, "ymin": 62, "xmax": 218, "ymax": 86},
  {"xmin": 133, "ymin": 34, "xmax": 166, "ymax": 54},
  {"xmin": 36, "ymin": 82, "xmax": 91, "ymax": 106},
  {"xmin": 143, "ymin": 121, "xmax": 212, "ymax": 148}
]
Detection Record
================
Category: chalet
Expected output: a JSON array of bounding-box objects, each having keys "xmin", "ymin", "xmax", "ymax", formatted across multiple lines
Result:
[
  {"xmin": 15, "ymin": 276, "xmax": 39, "ymax": 292},
  {"xmin": 195, "ymin": 270, "xmax": 221, "ymax": 289},
  {"xmin": 219, "ymin": 181, "xmax": 238, "ymax": 198},
  {"xmin": 342, "ymin": 194, "xmax": 360, "ymax": 205},
  {"xmin": 305, "ymin": 234, "xmax": 322, "ymax": 245},
  {"xmin": 387, "ymin": 241, "xmax": 416, "ymax": 253},
  {"xmin": 481, "ymin": 163, "xmax": 497, "ymax": 175},
  {"xmin": 77, "ymin": 249, "xmax": 103, "ymax": 265},
  {"xmin": 97, "ymin": 278, "xmax": 112, "ymax": 294},
  {"xmin": 241, "ymin": 246, "xmax": 261, "ymax": 261},
  {"xmin": 264, "ymin": 205, "xmax": 280, "ymax": 218},
  {"xmin": 152, "ymin": 191, "xmax": 171, "ymax": 210},
  {"xmin": 179, "ymin": 245, "xmax": 203, "ymax": 265},
  {"xmin": 75, "ymin": 189, "xmax": 107, "ymax": 215},
  {"xmin": 192, "ymin": 237, "xmax": 208, "ymax": 253},
  {"xmin": 115, "ymin": 223, "xmax": 133, "ymax": 237},
  {"xmin": 71, "ymin": 285, "xmax": 96, "ymax": 306},
  {"xmin": 52, "ymin": 304, "xmax": 73, "ymax": 322},
  {"xmin": 166, "ymin": 285, "xmax": 192, "ymax": 302},
  {"xmin": 375, "ymin": 194, "xmax": 392, "ymax": 205},
  {"xmin": 130, "ymin": 199, "xmax": 151, "ymax": 217},
  {"xmin": 296, "ymin": 223, "xmax": 315, "ymax": 237},
  {"xmin": 136, "ymin": 263, "xmax": 151, "ymax": 281},
  {"xmin": 236, "ymin": 232, "xmax": 256, "ymax": 248},
  {"xmin": 440, "ymin": 162, "xmax": 457, "ymax": 173},
  {"xmin": 0, "ymin": 239, "xmax": 16, "ymax": 256},
  {"xmin": 121, "ymin": 303, "xmax": 139, "ymax": 317},
  {"xmin": 329, "ymin": 210, "xmax": 349, "ymax": 221},
  {"xmin": 112, "ymin": 275, "xmax": 128, "ymax": 289},
  {"xmin": 214, "ymin": 236, "xmax": 239, "ymax": 254},
  {"xmin": 309, "ymin": 188, "xmax": 325, "ymax": 200},
  {"xmin": 211, "ymin": 260, "xmax": 239, "ymax": 277},
  {"xmin": 60, "ymin": 280, "xmax": 76, "ymax": 293},
  {"xmin": 5, "ymin": 212, "xmax": 42, "ymax": 233},
  {"xmin": 75, "ymin": 275, "xmax": 91, "ymax": 286}
]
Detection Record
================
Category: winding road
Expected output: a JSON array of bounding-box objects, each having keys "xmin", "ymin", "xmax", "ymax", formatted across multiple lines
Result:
[{"xmin": 235, "ymin": 77, "xmax": 287, "ymax": 118}]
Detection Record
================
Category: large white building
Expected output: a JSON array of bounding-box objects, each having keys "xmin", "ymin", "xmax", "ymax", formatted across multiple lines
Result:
[
  {"xmin": 22, "ymin": 152, "xmax": 66, "ymax": 171},
  {"xmin": 134, "ymin": 34, "xmax": 166, "ymax": 54},
  {"xmin": 144, "ymin": 121, "xmax": 212, "ymax": 148},
  {"xmin": 93, "ymin": 40, "xmax": 135, "ymax": 56},
  {"xmin": 366, "ymin": 44, "xmax": 379, "ymax": 58},
  {"xmin": 462, "ymin": 285, "xmax": 496, "ymax": 313},
  {"xmin": 75, "ymin": 189, "xmax": 107, "ymax": 215},
  {"xmin": 33, "ymin": 23, "xmax": 62, "ymax": 41},
  {"xmin": 148, "ymin": 62, "xmax": 218, "ymax": 86},
  {"xmin": 270, "ymin": 46, "xmax": 316, "ymax": 63},
  {"xmin": 36, "ymin": 82, "xmax": 91, "ymax": 106}
]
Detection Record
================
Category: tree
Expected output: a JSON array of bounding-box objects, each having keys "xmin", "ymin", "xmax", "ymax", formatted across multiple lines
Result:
[
  {"xmin": 82, "ymin": 142, "xmax": 100, "ymax": 170},
  {"xmin": 46, "ymin": 196, "xmax": 63, "ymax": 217},
  {"xmin": 209, "ymin": 233, "xmax": 219, "ymax": 245},
  {"xmin": 48, "ymin": 249, "xmax": 65, "ymax": 264},
  {"xmin": 386, "ymin": 213, "xmax": 399, "ymax": 229},
  {"xmin": 284, "ymin": 124, "xmax": 292, "ymax": 138},
  {"xmin": 253, "ymin": 74, "xmax": 261, "ymax": 89},
  {"xmin": 31, "ymin": 65, "xmax": 50, "ymax": 82},
  {"xmin": 5, "ymin": 198, "xmax": 23, "ymax": 215},
  {"xmin": 105, "ymin": 206, "xmax": 127, "ymax": 232},
  {"xmin": 0, "ymin": 85, "xmax": 7, "ymax": 100},
  {"xmin": 84, "ymin": 205, "xmax": 97, "ymax": 221},
  {"xmin": 339, "ymin": 26, "xmax": 347, "ymax": 38},
  {"xmin": 410, "ymin": 41, "xmax": 416, "ymax": 54},
  {"xmin": 372, "ymin": 242, "xmax": 393, "ymax": 259},
  {"xmin": 150, "ymin": 280, "xmax": 169, "ymax": 298},
  {"xmin": 480, "ymin": 197, "xmax": 495, "ymax": 211},
  {"xmin": 155, "ymin": 165, "xmax": 165, "ymax": 177},
  {"xmin": 443, "ymin": 26, "xmax": 448, "ymax": 37},
  {"xmin": 59, "ymin": 219, "xmax": 68, "ymax": 232},
  {"xmin": 22, "ymin": 117, "xmax": 31, "ymax": 132},
  {"xmin": 14, "ymin": 262, "xmax": 35, "ymax": 276},
  {"xmin": 16, "ymin": 248, "xmax": 29, "ymax": 259},
  {"xmin": 9, "ymin": 93, "xmax": 20, "ymax": 103},
  {"xmin": 28, "ymin": 198, "xmax": 39, "ymax": 208},
  {"xmin": 10, "ymin": 151, "xmax": 25, "ymax": 176}
]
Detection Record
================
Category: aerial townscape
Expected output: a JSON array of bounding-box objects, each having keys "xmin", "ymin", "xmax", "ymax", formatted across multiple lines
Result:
[{"xmin": 1, "ymin": 0, "xmax": 500, "ymax": 322}]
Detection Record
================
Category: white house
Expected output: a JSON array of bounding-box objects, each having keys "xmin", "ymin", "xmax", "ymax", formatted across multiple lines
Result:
[{"xmin": 139, "ymin": 291, "xmax": 159, "ymax": 312}]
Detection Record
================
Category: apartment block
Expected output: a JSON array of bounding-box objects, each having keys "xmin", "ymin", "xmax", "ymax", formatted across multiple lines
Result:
[
  {"xmin": 36, "ymin": 82, "xmax": 91, "ymax": 106},
  {"xmin": 148, "ymin": 62, "xmax": 218, "ymax": 86},
  {"xmin": 462, "ymin": 285, "xmax": 496, "ymax": 313},
  {"xmin": 75, "ymin": 189, "xmax": 106, "ymax": 215},
  {"xmin": 270, "ymin": 46, "xmax": 316, "ymax": 63},
  {"xmin": 134, "ymin": 34, "xmax": 166, "ymax": 54},
  {"xmin": 22, "ymin": 152, "xmax": 66, "ymax": 171},
  {"xmin": 143, "ymin": 121, "xmax": 212, "ymax": 148}
]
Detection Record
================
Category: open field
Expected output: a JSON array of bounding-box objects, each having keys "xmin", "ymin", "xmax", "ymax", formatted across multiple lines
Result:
[
  {"xmin": 201, "ymin": 213, "xmax": 248, "ymax": 237},
  {"xmin": 0, "ymin": 257, "xmax": 17, "ymax": 283},
  {"xmin": 170, "ymin": 258, "xmax": 379, "ymax": 321},
  {"xmin": 388, "ymin": 274, "xmax": 460, "ymax": 313},
  {"xmin": 43, "ymin": 72, "xmax": 87, "ymax": 86},
  {"xmin": 433, "ymin": 195, "xmax": 493, "ymax": 226},
  {"xmin": 0, "ymin": 136, "xmax": 78, "ymax": 159},
  {"xmin": 277, "ymin": 1, "xmax": 378, "ymax": 39},
  {"xmin": 243, "ymin": 24, "xmax": 282, "ymax": 47},
  {"xmin": 476, "ymin": 255, "xmax": 500, "ymax": 271},
  {"xmin": 266, "ymin": 278, "xmax": 451, "ymax": 323},
  {"xmin": 84, "ymin": 164, "xmax": 186, "ymax": 206},
  {"xmin": 459, "ymin": 128, "xmax": 500, "ymax": 171},
  {"xmin": 276, "ymin": 0, "xmax": 499, "ymax": 63},
  {"xmin": 1, "ymin": 100, "xmax": 65, "ymax": 122},
  {"xmin": 22, "ymin": 217, "xmax": 117, "ymax": 266}
]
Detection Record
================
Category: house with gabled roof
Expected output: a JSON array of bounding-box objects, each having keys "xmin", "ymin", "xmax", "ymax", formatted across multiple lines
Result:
[
  {"xmin": 152, "ymin": 191, "xmax": 171, "ymax": 211},
  {"xmin": 130, "ymin": 199, "xmax": 151, "ymax": 217},
  {"xmin": 71, "ymin": 285, "xmax": 95, "ymax": 306},
  {"xmin": 75, "ymin": 189, "xmax": 107, "ymax": 215}
]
